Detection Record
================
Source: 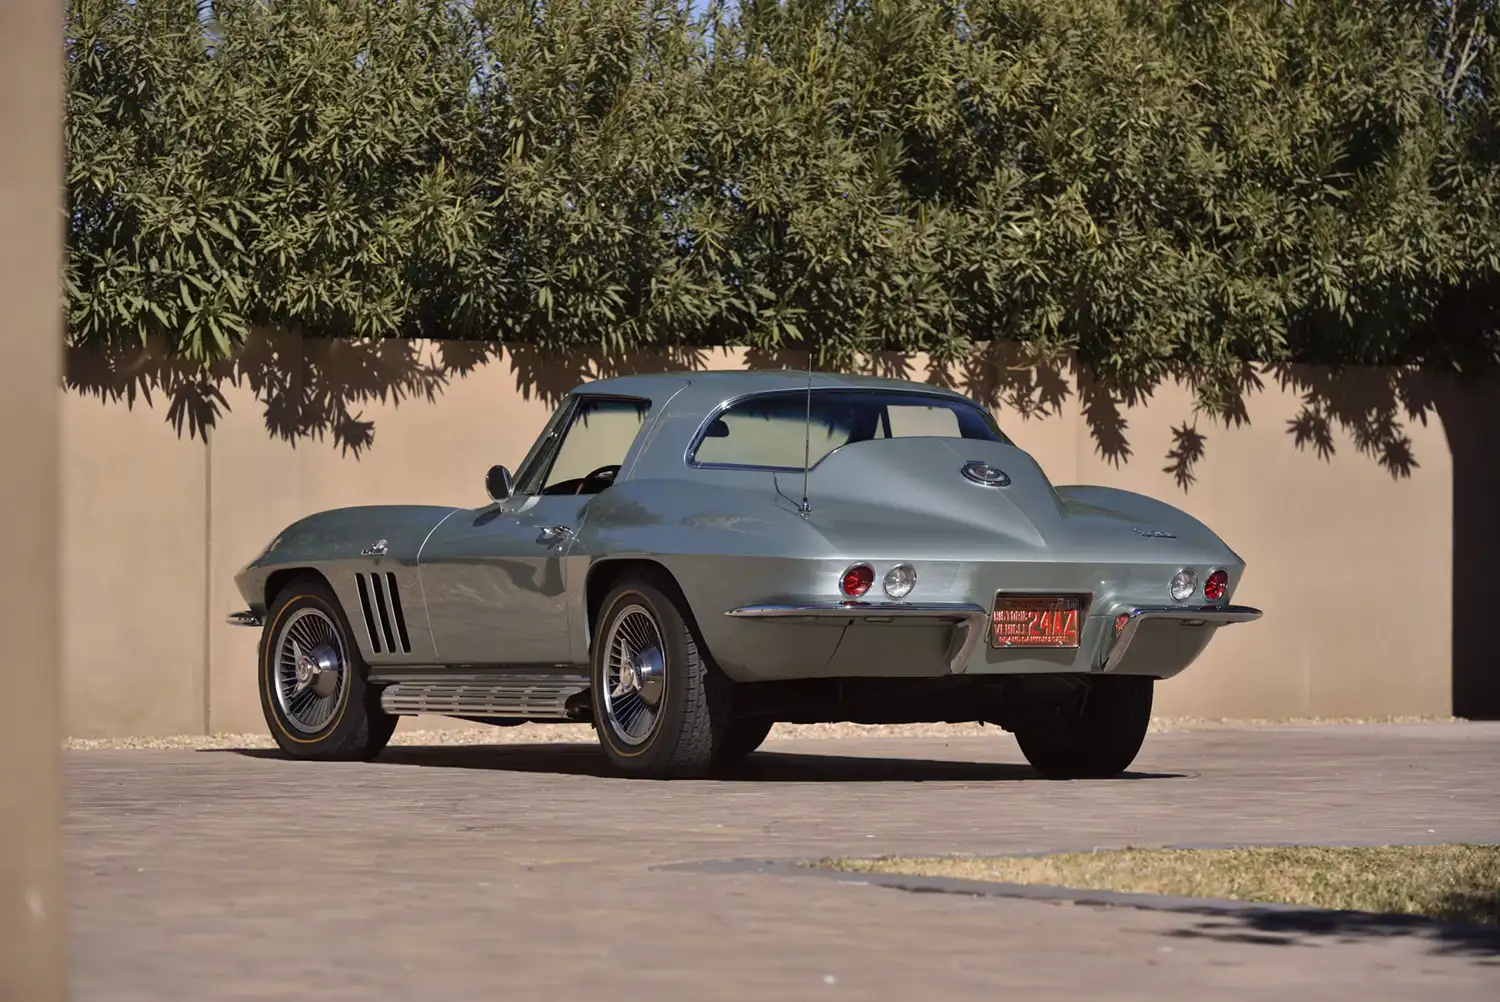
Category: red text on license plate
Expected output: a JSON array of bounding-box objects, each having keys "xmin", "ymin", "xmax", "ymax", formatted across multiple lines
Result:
[{"xmin": 990, "ymin": 595, "xmax": 1083, "ymax": 649}]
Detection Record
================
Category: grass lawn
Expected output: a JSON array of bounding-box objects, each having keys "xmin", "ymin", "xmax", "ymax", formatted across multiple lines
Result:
[{"xmin": 822, "ymin": 844, "xmax": 1500, "ymax": 925}]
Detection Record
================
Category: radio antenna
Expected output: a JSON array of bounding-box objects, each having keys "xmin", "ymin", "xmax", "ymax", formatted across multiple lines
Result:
[{"xmin": 797, "ymin": 337, "xmax": 814, "ymax": 516}]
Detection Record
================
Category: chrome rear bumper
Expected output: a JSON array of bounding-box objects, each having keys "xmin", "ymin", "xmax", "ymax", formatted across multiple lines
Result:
[
  {"xmin": 726, "ymin": 602, "xmax": 989, "ymax": 674},
  {"xmin": 226, "ymin": 610, "xmax": 264, "ymax": 628},
  {"xmin": 727, "ymin": 601, "xmax": 1263, "ymax": 677},
  {"xmin": 1103, "ymin": 604, "xmax": 1262, "ymax": 672}
]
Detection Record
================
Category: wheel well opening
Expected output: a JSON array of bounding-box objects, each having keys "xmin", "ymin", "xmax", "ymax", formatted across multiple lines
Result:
[
  {"xmin": 585, "ymin": 558, "xmax": 686, "ymax": 648},
  {"xmin": 264, "ymin": 567, "xmax": 332, "ymax": 609}
]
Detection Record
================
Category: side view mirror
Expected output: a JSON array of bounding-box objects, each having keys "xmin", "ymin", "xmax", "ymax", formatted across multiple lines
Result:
[{"xmin": 485, "ymin": 464, "xmax": 513, "ymax": 502}]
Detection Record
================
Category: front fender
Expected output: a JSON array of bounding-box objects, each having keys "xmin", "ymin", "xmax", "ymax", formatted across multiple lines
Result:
[{"xmin": 234, "ymin": 504, "xmax": 460, "ymax": 611}]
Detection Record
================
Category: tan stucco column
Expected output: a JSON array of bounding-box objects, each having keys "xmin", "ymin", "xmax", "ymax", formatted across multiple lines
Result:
[{"xmin": 0, "ymin": 0, "xmax": 66, "ymax": 999}]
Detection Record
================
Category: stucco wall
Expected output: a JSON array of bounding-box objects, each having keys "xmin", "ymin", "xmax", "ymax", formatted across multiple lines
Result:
[
  {"xmin": 1, "ymin": 0, "xmax": 67, "ymax": 991},
  {"xmin": 60, "ymin": 333, "xmax": 1498, "ymax": 735}
]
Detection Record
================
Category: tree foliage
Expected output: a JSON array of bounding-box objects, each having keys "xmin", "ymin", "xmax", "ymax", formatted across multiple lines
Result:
[{"xmin": 65, "ymin": 0, "xmax": 1500, "ymax": 413}]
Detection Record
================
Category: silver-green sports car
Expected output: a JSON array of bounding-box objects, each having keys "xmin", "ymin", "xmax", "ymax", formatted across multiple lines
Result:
[{"xmin": 230, "ymin": 370, "xmax": 1261, "ymax": 778}]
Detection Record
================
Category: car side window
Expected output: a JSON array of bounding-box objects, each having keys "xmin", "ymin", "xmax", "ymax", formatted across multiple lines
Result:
[
  {"xmin": 509, "ymin": 399, "xmax": 575, "ymax": 496},
  {"xmin": 692, "ymin": 397, "xmax": 856, "ymax": 469},
  {"xmin": 536, "ymin": 397, "xmax": 650, "ymax": 496}
]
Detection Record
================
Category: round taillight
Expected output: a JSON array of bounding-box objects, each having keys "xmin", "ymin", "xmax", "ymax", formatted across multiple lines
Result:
[
  {"xmin": 1204, "ymin": 569, "xmax": 1228, "ymax": 601},
  {"xmin": 882, "ymin": 564, "xmax": 917, "ymax": 599},
  {"xmin": 841, "ymin": 563, "xmax": 874, "ymax": 598},
  {"xmin": 1169, "ymin": 569, "xmax": 1197, "ymax": 602}
]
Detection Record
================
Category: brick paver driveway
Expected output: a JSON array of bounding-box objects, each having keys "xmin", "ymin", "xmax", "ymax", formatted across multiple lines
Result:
[{"xmin": 67, "ymin": 723, "xmax": 1500, "ymax": 1001}]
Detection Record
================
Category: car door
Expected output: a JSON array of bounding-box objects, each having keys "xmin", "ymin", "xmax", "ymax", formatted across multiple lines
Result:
[{"xmin": 417, "ymin": 394, "xmax": 652, "ymax": 665}]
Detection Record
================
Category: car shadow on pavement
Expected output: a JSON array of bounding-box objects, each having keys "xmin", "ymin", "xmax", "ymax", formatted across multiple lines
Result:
[{"xmin": 296, "ymin": 744, "xmax": 1187, "ymax": 782}]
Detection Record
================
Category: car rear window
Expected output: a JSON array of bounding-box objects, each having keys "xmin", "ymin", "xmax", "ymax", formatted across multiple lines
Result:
[{"xmin": 690, "ymin": 389, "xmax": 1007, "ymax": 470}]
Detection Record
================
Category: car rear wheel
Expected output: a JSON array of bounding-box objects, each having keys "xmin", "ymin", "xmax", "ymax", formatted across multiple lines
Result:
[
  {"xmin": 258, "ymin": 576, "xmax": 397, "ymax": 761},
  {"xmin": 1013, "ymin": 676, "xmax": 1153, "ymax": 779},
  {"xmin": 591, "ymin": 575, "xmax": 730, "ymax": 778},
  {"xmin": 716, "ymin": 717, "xmax": 774, "ymax": 762}
]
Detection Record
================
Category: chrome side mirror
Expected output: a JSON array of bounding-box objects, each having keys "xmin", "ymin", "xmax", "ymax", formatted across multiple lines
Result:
[{"xmin": 485, "ymin": 464, "xmax": 513, "ymax": 502}]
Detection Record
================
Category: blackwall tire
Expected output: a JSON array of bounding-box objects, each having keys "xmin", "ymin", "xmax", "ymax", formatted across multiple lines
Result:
[
  {"xmin": 258, "ymin": 576, "xmax": 397, "ymax": 761},
  {"xmin": 1014, "ymin": 676, "xmax": 1153, "ymax": 779},
  {"xmin": 716, "ymin": 717, "xmax": 774, "ymax": 762},
  {"xmin": 591, "ymin": 575, "xmax": 730, "ymax": 778}
]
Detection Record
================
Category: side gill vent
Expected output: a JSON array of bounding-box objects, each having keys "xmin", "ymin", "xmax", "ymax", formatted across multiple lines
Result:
[
  {"xmin": 354, "ymin": 572, "xmax": 412, "ymax": 655},
  {"xmin": 384, "ymin": 572, "xmax": 411, "ymax": 654},
  {"xmin": 354, "ymin": 572, "xmax": 381, "ymax": 654},
  {"xmin": 369, "ymin": 573, "xmax": 399, "ymax": 654}
]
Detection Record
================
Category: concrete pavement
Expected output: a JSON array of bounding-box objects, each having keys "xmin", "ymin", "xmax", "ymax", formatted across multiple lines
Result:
[{"xmin": 66, "ymin": 722, "xmax": 1500, "ymax": 1000}]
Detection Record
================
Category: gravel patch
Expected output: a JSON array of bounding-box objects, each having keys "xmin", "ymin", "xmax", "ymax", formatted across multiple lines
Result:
[{"xmin": 63, "ymin": 715, "xmax": 1460, "ymax": 751}]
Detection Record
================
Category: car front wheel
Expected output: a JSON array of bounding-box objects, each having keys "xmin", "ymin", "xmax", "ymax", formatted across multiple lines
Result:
[
  {"xmin": 591, "ymin": 575, "xmax": 730, "ymax": 778},
  {"xmin": 1013, "ymin": 675, "xmax": 1153, "ymax": 779},
  {"xmin": 258, "ymin": 576, "xmax": 397, "ymax": 761}
]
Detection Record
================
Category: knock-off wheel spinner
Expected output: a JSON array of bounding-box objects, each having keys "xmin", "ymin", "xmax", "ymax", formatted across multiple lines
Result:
[{"xmin": 293, "ymin": 642, "xmax": 342, "ymax": 698}]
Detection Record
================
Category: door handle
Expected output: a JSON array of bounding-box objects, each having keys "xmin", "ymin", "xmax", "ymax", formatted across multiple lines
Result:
[{"xmin": 536, "ymin": 525, "xmax": 574, "ymax": 545}]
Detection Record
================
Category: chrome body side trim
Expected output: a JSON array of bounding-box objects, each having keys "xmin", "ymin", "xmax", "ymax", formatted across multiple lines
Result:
[
  {"xmin": 1103, "ymin": 604, "xmax": 1263, "ymax": 673},
  {"xmin": 226, "ymin": 610, "xmax": 263, "ymax": 628},
  {"xmin": 725, "ymin": 602, "xmax": 989, "ymax": 674}
]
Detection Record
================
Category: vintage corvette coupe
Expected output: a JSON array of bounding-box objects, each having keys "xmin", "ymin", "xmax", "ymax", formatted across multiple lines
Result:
[{"xmin": 230, "ymin": 370, "xmax": 1261, "ymax": 778}]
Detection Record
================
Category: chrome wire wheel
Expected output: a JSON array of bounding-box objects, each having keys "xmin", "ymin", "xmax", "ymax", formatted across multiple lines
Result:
[
  {"xmin": 272, "ymin": 607, "xmax": 348, "ymax": 733},
  {"xmin": 601, "ymin": 604, "xmax": 666, "ymax": 746}
]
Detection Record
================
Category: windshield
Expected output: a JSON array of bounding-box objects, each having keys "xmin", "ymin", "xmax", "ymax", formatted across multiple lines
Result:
[{"xmin": 689, "ymin": 389, "xmax": 1007, "ymax": 470}]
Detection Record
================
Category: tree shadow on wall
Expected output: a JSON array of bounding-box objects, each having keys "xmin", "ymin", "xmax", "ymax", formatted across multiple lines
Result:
[
  {"xmin": 63, "ymin": 332, "xmax": 719, "ymax": 458},
  {"xmin": 64, "ymin": 332, "xmax": 1500, "ymax": 717},
  {"xmin": 65, "ymin": 332, "xmax": 453, "ymax": 457}
]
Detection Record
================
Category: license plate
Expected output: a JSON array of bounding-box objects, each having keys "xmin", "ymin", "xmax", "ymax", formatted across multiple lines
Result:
[{"xmin": 990, "ymin": 595, "xmax": 1083, "ymax": 649}]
